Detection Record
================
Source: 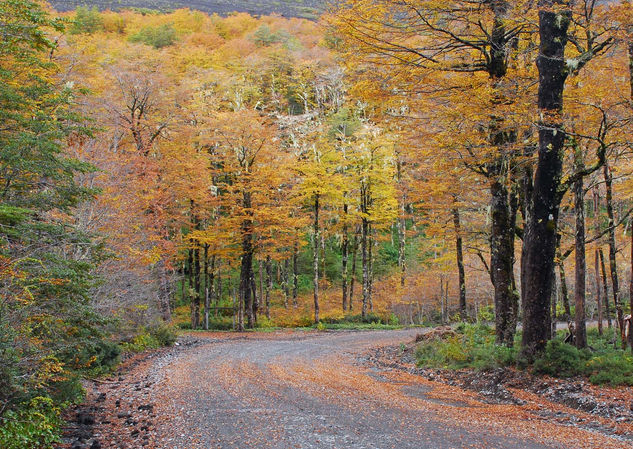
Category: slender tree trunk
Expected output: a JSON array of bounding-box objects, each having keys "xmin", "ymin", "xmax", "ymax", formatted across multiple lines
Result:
[
  {"xmin": 188, "ymin": 248, "xmax": 194, "ymax": 328},
  {"xmin": 321, "ymin": 233, "xmax": 326, "ymax": 285},
  {"xmin": 521, "ymin": 3, "xmax": 571, "ymax": 359},
  {"xmin": 349, "ymin": 233, "xmax": 358, "ymax": 311},
  {"xmin": 453, "ymin": 207, "xmax": 467, "ymax": 321},
  {"xmin": 361, "ymin": 216, "xmax": 369, "ymax": 319},
  {"xmin": 239, "ymin": 191, "xmax": 254, "ymax": 330},
  {"xmin": 491, "ymin": 180, "xmax": 517, "ymax": 346},
  {"xmin": 440, "ymin": 276, "xmax": 446, "ymax": 324},
  {"xmin": 551, "ymin": 262, "xmax": 558, "ymax": 337},
  {"xmin": 574, "ymin": 156, "xmax": 587, "ymax": 349},
  {"xmin": 629, "ymin": 219, "xmax": 633, "ymax": 351},
  {"xmin": 398, "ymin": 199, "xmax": 407, "ymax": 287},
  {"xmin": 281, "ymin": 258, "xmax": 289, "ymax": 308},
  {"xmin": 203, "ymin": 245, "xmax": 210, "ymax": 330},
  {"xmin": 193, "ymin": 244, "xmax": 201, "ymax": 330},
  {"xmin": 251, "ymin": 270, "xmax": 258, "ymax": 326},
  {"xmin": 599, "ymin": 248, "xmax": 612, "ymax": 328},
  {"xmin": 557, "ymin": 236, "xmax": 572, "ymax": 329},
  {"xmin": 342, "ymin": 204, "xmax": 349, "ymax": 311},
  {"xmin": 292, "ymin": 240, "xmax": 298, "ymax": 307},
  {"xmin": 216, "ymin": 259, "xmax": 222, "ymax": 316},
  {"xmin": 265, "ymin": 255, "xmax": 272, "ymax": 320},
  {"xmin": 595, "ymin": 246, "xmax": 603, "ymax": 335},
  {"xmin": 604, "ymin": 163, "xmax": 626, "ymax": 348},
  {"xmin": 368, "ymin": 228, "xmax": 374, "ymax": 312},
  {"xmin": 313, "ymin": 194, "xmax": 320, "ymax": 323},
  {"xmin": 258, "ymin": 260, "xmax": 264, "ymax": 308},
  {"xmin": 593, "ymin": 189, "xmax": 603, "ymax": 335},
  {"xmin": 181, "ymin": 261, "xmax": 186, "ymax": 306}
]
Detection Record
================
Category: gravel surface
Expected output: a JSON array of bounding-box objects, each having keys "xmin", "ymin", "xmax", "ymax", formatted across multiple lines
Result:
[
  {"xmin": 62, "ymin": 329, "xmax": 632, "ymax": 448},
  {"xmin": 150, "ymin": 330, "xmax": 557, "ymax": 449}
]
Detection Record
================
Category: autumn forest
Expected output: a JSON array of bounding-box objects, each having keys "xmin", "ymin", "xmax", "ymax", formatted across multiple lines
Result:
[{"xmin": 4, "ymin": 0, "xmax": 633, "ymax": 447}]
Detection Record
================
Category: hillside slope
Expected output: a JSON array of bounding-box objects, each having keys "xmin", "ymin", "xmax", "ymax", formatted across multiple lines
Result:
[{"xmin": 50, "ymin": 0, "xmax": 324, "ymax": 19}]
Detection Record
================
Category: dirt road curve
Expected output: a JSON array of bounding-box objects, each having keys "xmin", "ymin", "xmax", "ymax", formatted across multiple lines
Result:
[{"xmin": 142, "ymin": 329, "xmax": 628, "ymax": 449}]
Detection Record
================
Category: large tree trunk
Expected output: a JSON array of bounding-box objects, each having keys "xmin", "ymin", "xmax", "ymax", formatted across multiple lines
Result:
[
  {"xmin": 342, "ymin": 203, "xmax": 349, "ymax": 311},
  {"xmin": 313, "ymin": 194, "xmax": 320, "ymax": 323},
  {"xmin": 452, "ymin": 207, "xmax": 467, "ymax": 320},
  {"xmin": 604, "ymin": 163, "xmax": 626, "ymax": 348},
  {"xmin": 573, "ymin": 155, "xmax": 587, "ymax": 349},
  {"xmin": 487, "ymin": 0, "xmax": 519, "ymax": 346},
  {"xmin": 521, "ymin": 3, "xmax": 570, "ymax": 359},
  {"xmin": 628, "ymin": 41, "xmax": 633, "ymax": 350}
]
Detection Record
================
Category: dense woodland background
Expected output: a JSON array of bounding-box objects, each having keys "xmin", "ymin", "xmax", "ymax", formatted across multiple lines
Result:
[{"xmin": 3, "ymin": 0, "xmax": 633, "ymax": 446}]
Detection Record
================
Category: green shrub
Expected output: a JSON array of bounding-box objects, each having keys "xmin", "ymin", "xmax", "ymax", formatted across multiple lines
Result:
[
  {"xmin": 477, "ymin": 305, "xmax": 495, "ymax": 322},
  {"xmin": 532, "ymin": 340, "xmax": 588, "ymax": 377},
  {"xmin": 0, "ymin": 397, "xmax": 62, "ymax": 449},
  {"xmin": 256, "ymin": 316, "xmax": 276, "ymax": 329},
  {"xmin": 150, "ymin": 323, "xmax": 178, "ymax": 346},
  {"xmin": 252, "ymin": 24, "xmax": 290, "ymax": 46},
  {"xmin": 69, "ymin": 6, "xmax": 103, "ymax": 35},
  {"xmin": 130, "ymin": 24, "xmax": 177, "ymax": 48},
  {"xmin": 586, "ymin": 352, "xmax": 633, "ymax": 386}
]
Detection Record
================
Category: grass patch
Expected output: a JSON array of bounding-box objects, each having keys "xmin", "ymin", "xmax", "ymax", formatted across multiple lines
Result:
[{"xmin": 415, "ymin": 324, "xmax": 633, "ymax": 386}]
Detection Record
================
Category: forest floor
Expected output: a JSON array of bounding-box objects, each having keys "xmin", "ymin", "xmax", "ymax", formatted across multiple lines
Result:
[{"xmin": 58, "ymin": 328, "xmax": 633, "ymax": 449}]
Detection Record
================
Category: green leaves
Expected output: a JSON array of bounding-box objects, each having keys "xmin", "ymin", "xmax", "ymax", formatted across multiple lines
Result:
[{"xmin": 130, "ymin": 24, "xmax": 178, "ymax": 48}]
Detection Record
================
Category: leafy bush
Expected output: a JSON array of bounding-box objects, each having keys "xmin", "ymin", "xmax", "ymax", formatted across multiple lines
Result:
[
  {"xmin": 0, "ymin": 397, "xmax": 62, "ymax": 449},
  {"xmin": 120, "ymin": 322, "xmax": 178, "ymax": 352},
  {"xmin": 477, "ymin": 305, "xmax": 495, "ymax": 322},
  {"xmin": 256, "ymin": 316, "xmax": 276, "ymax": 329},
  {"xmin": 130, "ymin": 24, "xmax": 177, "ymax": 48},
  {"xmin": 150, "ymin": 323, "xmax": 178, "ymax": 346},
  {"xmin": 532, "ymin": 340, "xmax": 588, "ymax": 377},
  {"xmin": 69, "ymin": 6, "xmax": 103, "ymax": 35},
  {"xmin": 252, "ymin": 24, "xmax": 290, "ymax": 46},
  {"xmin": 586, "ymin": 352, "xmax": 633, "ymax": 386},
  {"xmin": 60, "ymin": 339, "xmax": 121, "ymax": 376}
]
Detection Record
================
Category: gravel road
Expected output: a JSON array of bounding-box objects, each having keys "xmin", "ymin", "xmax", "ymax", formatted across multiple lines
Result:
[{"xmin": 149, "ymin": 329, "xmax": 572, "ymax": 449}]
